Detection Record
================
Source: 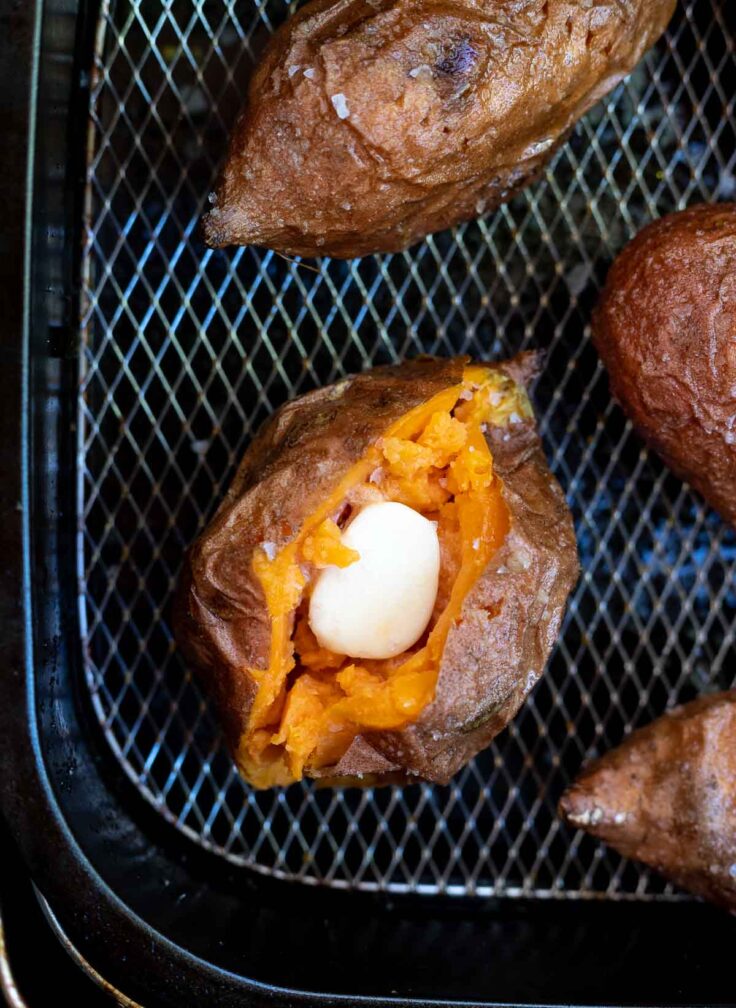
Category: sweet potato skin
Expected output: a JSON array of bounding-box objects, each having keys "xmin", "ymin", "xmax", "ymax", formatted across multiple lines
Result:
[
  {"xmin": 560, "ymin": 691, "xmax": 736, "ymax": 912},
  {"xmin": 592, "ymin": 203, "xmax": 736, "ymax": 525},
  {"xmin": 203, "ymin": 0, "xmax": 675, "ymax": 259},
  {"xmin": 174, "ymin": 355, "xmax": 579, "ymax": 786}
]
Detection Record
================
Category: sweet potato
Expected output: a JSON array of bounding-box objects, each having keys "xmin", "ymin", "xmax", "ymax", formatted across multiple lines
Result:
[
  {"xmin": 203, "ymin": 0, "xmax": 675, "ymax": 258},
  {"xmin": 592, "ymin": 203, "xmax": 736, "ymax": 525},
  {"xmin": 560, "ymin": 691, "xmax": 736, "ymax": 912},
  {"xmin": 174, "ymin": 355, "xmax": 578, "ymax": 789}
]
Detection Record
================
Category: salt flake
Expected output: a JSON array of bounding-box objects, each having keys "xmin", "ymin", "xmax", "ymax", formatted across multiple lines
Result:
[
  {"xmin": 261, "ymin": 541, "xmax": 277, "ymax": 561},
  {"xmin": 330, "ymin": 92, "xmax": 350, "ymax": 119}
]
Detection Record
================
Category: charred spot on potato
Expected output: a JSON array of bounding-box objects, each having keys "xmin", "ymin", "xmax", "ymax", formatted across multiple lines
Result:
[
  {"xmin": 461, "ymin": 699, "xmax": 504, "ymax": 734},
  {"xmin": 434, "ymin": 36, "xmax": 479, "ymax": 78}
]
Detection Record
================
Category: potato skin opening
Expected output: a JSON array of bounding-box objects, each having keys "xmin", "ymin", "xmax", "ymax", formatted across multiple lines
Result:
[
  {"xmin": 203, "ymin": 0, "xmax": 676, "ymax": 258},
  {"xmin": 174, "ymin": 355, "xmax": 579, "ymax": 788},
  {"xmin": 560, "ymin": 691, "xmax": 736, "ymax": 913},
  {"xmin": 592, "ymin": 203, "xmax": 736, "ymax": 526}
]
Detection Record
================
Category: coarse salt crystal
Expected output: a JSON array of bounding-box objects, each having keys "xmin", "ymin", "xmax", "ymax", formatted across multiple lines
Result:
[
  {"xmin": 331, "ymin": 92, "xmax": 350, "ymax": 119},
  {"xmin": 458, "ymin": 388, "xmax": 473, "ymax": 401},
  {"xmin": 261, "ymin": 541, "xmax": 277, "ymax": 561},
  {"xmin": 369, "ymin": 467, "xmax": 384, "ymax": 484},
  {"xmin": 472, "ymin": 538, "xmax": 480, "ymax": 551},
  {"xmin": 288, "ymin": 64, "xmax": 301, "ymax": 77},
  {"xmin": 571, "ymin": 806, "xmax": 604, "ymax": 827},
  {"xmin": 303, "ymin": 67, "xmax": 316, "ymax": 79},
  {"xmin": 509, "ymin": 411, "xmax": 521, "ymax": 424}
]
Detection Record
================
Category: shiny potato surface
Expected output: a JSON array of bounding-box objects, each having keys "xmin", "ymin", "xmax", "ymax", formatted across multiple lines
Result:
[
  {"xmin": 592, "ymin": 203, "xmax": 736, "ymax": 525},
  {"xmin": 560, "ymin": 691, "xmax": 736, "ymax": 912},
  {"xmin": 203, "ymin": 0, "xmax": 675, "ymax": 258}
]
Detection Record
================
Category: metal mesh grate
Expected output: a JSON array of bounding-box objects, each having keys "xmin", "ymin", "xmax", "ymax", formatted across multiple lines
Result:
[{"xmin": 79, "ymin": 0, "xmax": 736, "ymax": 898}]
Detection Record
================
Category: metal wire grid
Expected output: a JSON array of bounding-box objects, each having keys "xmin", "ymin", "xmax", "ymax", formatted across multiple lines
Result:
[{"xmin": 78, "ymin": 0, "xmax": 736, "ymax": 899}]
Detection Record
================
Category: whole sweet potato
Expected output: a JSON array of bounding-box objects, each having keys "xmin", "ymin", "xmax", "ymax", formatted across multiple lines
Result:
[
  {"xmin": 593, "ymin": 203, "xmax": 736, "ymax": 525},
  {"xmin": 203, "ymin": 0, "xmax": 675, "ymax": 258},
  {"xmin": 174, "ymin": 356, "xmax": 578, "ymax": 789},
  {"xmin": 560, "ymin": 691, "xmax": 736, "ymax": 913}
]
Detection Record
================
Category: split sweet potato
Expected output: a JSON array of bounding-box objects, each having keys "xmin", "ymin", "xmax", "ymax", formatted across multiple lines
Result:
[{"xmin": 175, "ymin": 355, "xmax": 578, "ymax": 788}]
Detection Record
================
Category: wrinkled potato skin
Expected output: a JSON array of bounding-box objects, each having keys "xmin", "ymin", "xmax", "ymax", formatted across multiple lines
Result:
[
  {"xmin": 203, "ymin": 0, "xmax": 675, "ymax": 259},
  {"xmin": 175, "ymin": 355, "xmax": 579, "ymax": 786},
  {"xmin": 593, "ymin": 203, "xmax": 736, "ymax": 525},
  {"xmin": 560, "ymin": 691, "xmax": 736, "ymax": 912}
]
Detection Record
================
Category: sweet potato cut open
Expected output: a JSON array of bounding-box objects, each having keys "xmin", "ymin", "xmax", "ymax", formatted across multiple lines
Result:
[{"xmin": 175, "ymin": 356, "xmax": 578, "ymax": 788}]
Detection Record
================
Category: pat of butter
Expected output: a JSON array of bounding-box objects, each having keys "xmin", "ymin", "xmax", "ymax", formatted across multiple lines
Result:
[{"xmin": 309, "ymin": 502, "xmax": 440, "ymax": 660}]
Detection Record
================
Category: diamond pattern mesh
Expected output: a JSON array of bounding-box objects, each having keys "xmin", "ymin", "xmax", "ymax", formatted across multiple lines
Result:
[{"xmin": 79, "ymin": 0, "xmax": 736, "ymax": 898}]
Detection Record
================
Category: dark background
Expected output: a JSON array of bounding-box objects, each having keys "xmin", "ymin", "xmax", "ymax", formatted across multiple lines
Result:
[
  {"xmin": 0, "ymin": 824, "xmax": 113, "ymax": 1006},
  {"xmin": 0, "ymin": 1, "xmax": 104, "ymax": 1001}
]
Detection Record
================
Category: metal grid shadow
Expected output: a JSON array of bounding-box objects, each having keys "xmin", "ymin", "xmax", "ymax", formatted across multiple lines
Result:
[{"xmin": 78, "ymin": 0, "xmax": 736, "ymax": 898}]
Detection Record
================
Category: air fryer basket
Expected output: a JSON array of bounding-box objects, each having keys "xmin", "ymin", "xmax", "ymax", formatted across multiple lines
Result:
[
  {"xmin": 2, "ymin": 1, "xmax": 736, "ymax": 1006},
  {"xmin": 79, "ymin": 0, "xmax": 736, "ymax": 899}
]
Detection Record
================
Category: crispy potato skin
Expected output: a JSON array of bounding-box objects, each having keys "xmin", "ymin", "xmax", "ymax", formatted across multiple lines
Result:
[
  {"xmin": 593, "ymin": 203, "xmax": 736, "ymax": 525},
  {"xmin": 203, "ymin": 0, "xmax": 675, "ymax": 258},
  {"xmin": 174, "ymin": 355, "xmax": 579, "ymax": 786},
  {"xmin": 560, "ymin": 691, "xmax": 736, "ymax": 912}
]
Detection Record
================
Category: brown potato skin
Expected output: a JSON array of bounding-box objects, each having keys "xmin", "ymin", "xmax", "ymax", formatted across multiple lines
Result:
[
  {"xmin": 174, "ymin": 355, "xmax": 579, "ymax": 786},
  {"xmin": 560, "ymin": 691, "xmax": 736, "ymax": 912},
  {"xmin": 203, "ymin": 0, "xmax": 675, "ymax": 259},
  {"xmin": 592, "ymin": 203, "xmax": 736, "ymax": 525}
]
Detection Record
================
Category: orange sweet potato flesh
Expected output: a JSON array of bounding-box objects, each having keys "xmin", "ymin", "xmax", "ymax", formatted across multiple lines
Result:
[
  {"xmin": 175, "ymin": 355, "xmax": 579, "ymax": 788},
  {"xmin": 559, "ymin": 691, "xmax": 736, "ymax": 913},
  {"xmin": 203, "ymin": 0, "xmax": 675, "ymax": 258}
]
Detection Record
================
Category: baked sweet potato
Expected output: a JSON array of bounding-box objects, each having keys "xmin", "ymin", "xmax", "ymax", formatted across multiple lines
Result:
[
  {"xmin": 203, "ymin": 0, "xmax": 675, "ymax": 259},
  {"xmin": 560, "ymin": 691, "xmax": 736, "ymax": 912},
  {"xmin": 592, "ymin": 203, "xmax": 736, "ymax": 525},
  {"xmin": 174, "ymin": 355, "xmax": 578, "ymax": 789}
]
